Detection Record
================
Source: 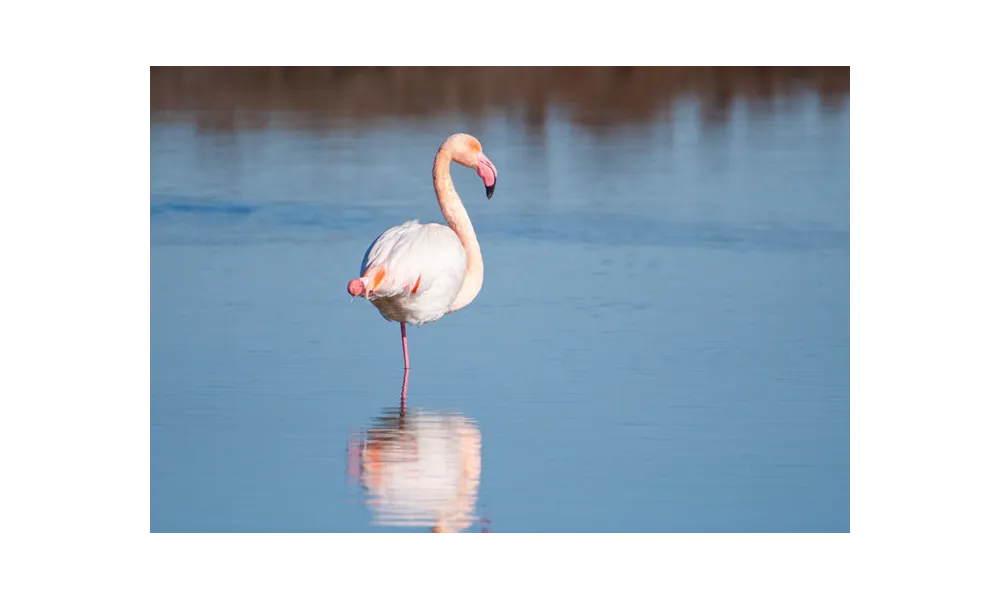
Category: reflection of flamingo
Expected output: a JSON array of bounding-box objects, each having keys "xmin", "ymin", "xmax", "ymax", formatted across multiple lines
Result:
[
  {"xmin": 348, "ymin": 407, "xmax": 485, "ymax": 533},
  {"xmin": 347, "ymin": 134, "xmax": 497, "ymax": 401}
]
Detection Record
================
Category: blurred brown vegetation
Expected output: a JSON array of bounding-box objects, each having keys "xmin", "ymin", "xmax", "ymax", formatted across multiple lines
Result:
[{"xmin": 150, "ymin": 67, "xmax": 849, "ymax": 131}]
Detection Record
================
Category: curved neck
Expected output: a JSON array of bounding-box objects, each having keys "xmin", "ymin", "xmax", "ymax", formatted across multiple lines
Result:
[{"xmin": 433, "ymin": 145, "xmax": 483, "ymax": 312}]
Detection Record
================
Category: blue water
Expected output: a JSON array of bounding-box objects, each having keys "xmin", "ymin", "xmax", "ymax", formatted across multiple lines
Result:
[{"xmin": 151, "ymin": 93, "xmax": 850, "ymax": 532}]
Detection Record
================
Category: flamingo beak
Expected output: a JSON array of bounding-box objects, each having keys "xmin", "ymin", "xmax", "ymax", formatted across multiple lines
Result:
[{"xmin": 476, "ymin": 153, "xmax": 497, "ymax": 199}]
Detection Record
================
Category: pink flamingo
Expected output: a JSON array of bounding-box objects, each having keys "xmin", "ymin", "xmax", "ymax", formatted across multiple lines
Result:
[{"xmin": 347, "ymin": 133, "xmax": 498, "ymax": 401}]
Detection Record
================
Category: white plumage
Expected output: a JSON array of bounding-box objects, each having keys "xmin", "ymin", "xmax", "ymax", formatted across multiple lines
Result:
[{"xmin": 358, "ymin": 220, "xmax": 467, "ymax": 326}]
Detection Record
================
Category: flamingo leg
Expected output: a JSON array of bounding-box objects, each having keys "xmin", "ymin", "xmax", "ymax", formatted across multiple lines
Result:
[
  {"xmin": 400, "ymin": 323, "xmax": 410, "ymax": 406},
  {"xmin": 400, "ymin": 368, "xmax": 409, "ymax": 409},
  {"xmin": 401, "ymin": 323, "xmax": 410, "ymax": 371}
]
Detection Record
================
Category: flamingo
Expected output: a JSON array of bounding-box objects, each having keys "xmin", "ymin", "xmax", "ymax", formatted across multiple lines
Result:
[{"xmin": 347, "ymin": 133, "xmax": 498, "ymax": 401}]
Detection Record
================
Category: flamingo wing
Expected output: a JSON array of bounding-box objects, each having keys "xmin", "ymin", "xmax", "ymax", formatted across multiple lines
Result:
[{"xmin": 360, "ymin": 220, "xmax": 467, "ymax": 300}]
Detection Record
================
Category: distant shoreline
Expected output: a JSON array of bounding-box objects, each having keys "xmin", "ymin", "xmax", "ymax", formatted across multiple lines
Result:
[{"xmin": 151, "ymin": 67, "xmax": 849, "ymax": 130}]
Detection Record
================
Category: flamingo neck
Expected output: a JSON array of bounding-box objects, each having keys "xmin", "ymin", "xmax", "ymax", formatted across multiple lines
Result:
[{"xmin": 433, "ymin": 145, "xmax": 483, "ymax": 312}]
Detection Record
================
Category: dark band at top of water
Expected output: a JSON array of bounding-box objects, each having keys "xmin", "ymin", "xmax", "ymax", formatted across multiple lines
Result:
[{"xmin": 150, "ymin": 66, "xmax": 849, "ymax": 132}]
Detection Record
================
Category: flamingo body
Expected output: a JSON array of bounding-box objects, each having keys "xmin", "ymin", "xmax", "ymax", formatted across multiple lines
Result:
[
  {"xmin": 356, "ymin": 220, "xmax": 467, "ymax": 326},
  {"xmin": 347, "ymin": 133, "xmax": 497, "ymax": 399}
]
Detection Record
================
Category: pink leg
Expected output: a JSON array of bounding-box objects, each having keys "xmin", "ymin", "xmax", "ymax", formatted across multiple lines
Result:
[
  {"xmin": 400, "ymin": 368, "xmax": 409, "ymax": 409},
  {"xmin": 400, "ymin": 323, "xmax": 410, "ymax": 406},
  {"xmin": 401, "ymin": 323, "xmax": 410, "ymax": 370}
]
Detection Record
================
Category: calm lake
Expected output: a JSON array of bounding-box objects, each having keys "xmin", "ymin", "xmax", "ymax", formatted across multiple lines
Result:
[{"xmin": 151, "ymin": 76, "xmax": 849, "ymax": 532}]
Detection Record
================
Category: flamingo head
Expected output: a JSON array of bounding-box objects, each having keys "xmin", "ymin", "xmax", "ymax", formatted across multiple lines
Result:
[{"xmin": 447, "ymin": 133, "xmax": 498, "ymax": 199}]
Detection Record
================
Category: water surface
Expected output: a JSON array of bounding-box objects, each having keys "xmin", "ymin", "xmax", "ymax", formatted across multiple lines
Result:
[{"xmin": 151, "ymin": 87, "xmax": 849, "ymax": 532}]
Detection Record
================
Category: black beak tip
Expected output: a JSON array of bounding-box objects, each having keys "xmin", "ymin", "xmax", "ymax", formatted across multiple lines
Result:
[{"xmin": 485, "ymin": 184, "xmax": 495, "ymax": 199}]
